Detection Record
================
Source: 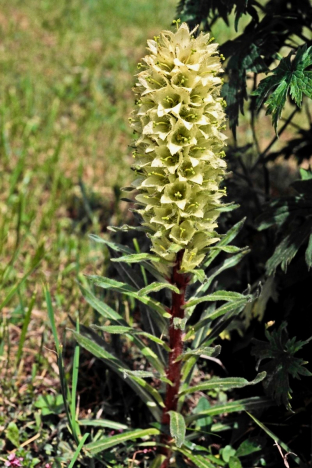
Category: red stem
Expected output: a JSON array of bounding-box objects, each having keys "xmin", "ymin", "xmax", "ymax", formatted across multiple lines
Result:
[{"xmin": 160, "ymin": 251, "xmax": 189, "ymax": 467}]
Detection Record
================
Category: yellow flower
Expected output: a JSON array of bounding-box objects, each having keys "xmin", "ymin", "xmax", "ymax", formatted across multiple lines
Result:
[{"xmin": 130, "ymin": 22, "xmax": 227, "ymax": 277}]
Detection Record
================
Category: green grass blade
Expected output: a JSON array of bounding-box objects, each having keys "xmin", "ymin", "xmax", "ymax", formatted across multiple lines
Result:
[
  {"xmin": 15, "ymin": 291, "xmax": 36, "ymax": 366},
  {"xmin": 68, "ymin": 433, "xmax": 89, "ymax": 468},
  {"xmin": 71, "ymin": 318, "xmax": 81, "ymax": 439},
  {"xmin": 247, "ymin": 412, "xmax": 305, "ymax": 467},
  {"xmin": 45, "ymin": 286, "xmax": 60, "ymax": 352}
]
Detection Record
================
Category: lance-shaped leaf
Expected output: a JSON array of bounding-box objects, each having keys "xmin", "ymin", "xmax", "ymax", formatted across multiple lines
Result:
[
  {"xmin": 85, "ymin": 427, "xmax": 160, "ymax": 455},
  {"xmin": 204, "ymin": 218, "xmax": 246, "ymax": 268},
  {"xmin": 247, "ymin": 413, "xmax": 305, "ymax": 467},
  {"xmin": 138, "ymin": 281, "xmax": 180, "ymax": 296},
  {"xmin": 185, "ymin": 297, "xmax": 252, "ymax": 340},
  {"xmin": 92, "ymin": 325, "xmax": 171, "ymax": 352},
  {"xmin": 71, "ymin": 329, "xmax": 162, "ymax": 421},
  {"xmin": 122, "ymin": 370, "xmax": 165, "ymax": 408},
  {"xmin": 89, "ymin": 275, "xmax": 171, "ymax": 322},
  {"xmin": 81, "ymin": 286, "xmax": 166, "ymax": 374},
  {"xmin": 168, "ymin": 411, "xmax": 186, "ymax": 448},
  {"xmin": 184, "ymin": 290, "xmax": 248, "ymax": 309},
  {"xmin": 177, "ymin": 446, "xmax": 224, "ymax": 468},
  {"xmin": 186, "ymin": 397, "xmax": 273, "ymax": 424},
  {"xmin": 179, "ymin": 372, "xmax": 266, "ymax": 397},
  {"xmin": 78, "ymin": 419, "xmax": 128, "ymax": 430},
  {"xmin": 111, "ymin": 253, "xmax": 161, "ymax": 264},
  {"xmin": 265, "ymin": 218, "xmax": 312, "ymax": 275},
  {"xmin": 176, "ymin": 345, "xmax": 221, "ymax": 363}
]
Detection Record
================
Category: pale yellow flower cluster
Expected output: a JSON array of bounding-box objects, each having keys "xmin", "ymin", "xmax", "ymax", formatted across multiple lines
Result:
[{"xmin": 130, "ymin": 22, "xmax": 227, "ymax": 277}]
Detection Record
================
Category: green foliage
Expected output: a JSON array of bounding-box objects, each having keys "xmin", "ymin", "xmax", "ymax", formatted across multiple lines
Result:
[
  {"xmin": 251, "ymin": 322, "xmax": 312, "ymax": 409},
  {"xmin": 253, "ymin": 45, "xmax": 312, "ymax": 131},
  {"xmin": 176, "ymin": 0, "xmax": 312, "ymax": 134},
  {"xmin": 169, "ymin": 411, "xmax": 186, "ymax": 448},
  {"xmin": 257, "ymin": 169, "xmax": 312, "ymax": 274}
]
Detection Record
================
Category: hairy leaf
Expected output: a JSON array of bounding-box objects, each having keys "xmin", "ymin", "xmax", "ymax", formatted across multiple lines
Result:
[
  {"xmin": 85, "ymin": 428, "xmax": 160, "ymax": 455},
  {"xmin": 179, "ymin": 372, "xmax": 266, "ymax": 396},
  {"xmin": 169, "ymin": 411, "xmax": 186, "ymax": 448},
  {"xmin": 187, "ymin": 397, "xmax": 273, "ymax": 423}
]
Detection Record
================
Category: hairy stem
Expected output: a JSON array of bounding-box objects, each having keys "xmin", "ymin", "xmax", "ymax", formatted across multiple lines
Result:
[{"xmin": 160, "ymin": 251, "xmax": 189, "ymax": 467}]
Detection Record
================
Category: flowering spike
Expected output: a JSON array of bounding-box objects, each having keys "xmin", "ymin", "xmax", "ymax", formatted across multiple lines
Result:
[{"xmin": 130, "ymin": 22, "xmax": 227, "ymax": 277}]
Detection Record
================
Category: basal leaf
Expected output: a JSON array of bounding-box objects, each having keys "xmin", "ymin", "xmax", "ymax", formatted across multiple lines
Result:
[{"xmin": 168, "ymin": 411, "xmax": 186, "ymax": 448}]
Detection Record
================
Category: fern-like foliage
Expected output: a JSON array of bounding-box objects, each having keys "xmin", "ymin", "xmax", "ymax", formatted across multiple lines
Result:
[{"xmin": 251, "ymin": 322, "xmax": 312, "ymax": 409}]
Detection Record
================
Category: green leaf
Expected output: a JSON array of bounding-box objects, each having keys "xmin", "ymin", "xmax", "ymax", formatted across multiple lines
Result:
[
  {"xmin": 191, "ymin": 297, "xmax": 252, "ymax": 336},
  {"xmin": 251, "ymin": 322, "xmax": 312, "ymax": 409},
  {"xmin": 179, "ymin": 372, "xmax": 266, "ymax": 396},
  {"xmin": 186, "ymin": 397, "xmax": 273, "ymax": 424},
  {"xmin": 123, "ymin": 371, "xmax": 165, "ymax": 408},
  {"xmin": 90, "ymin": 275, "xmax": 171, "ymax": 323},
  {"xmin": 78, "ymin": 419, "xmax": 128, "ymax": 430},
  {"xmin": 235, "ymin": 437, "xmax": 263, "ymax": 457},
  {"xmin": 93, "ymin": 325, "xmax": 132, "ymax": 334},
  {"xmin": 177, "ymin": 345, "xmax": 221, "ymax": 363},
  {"xmin": 85, "ymin": 428, "xmax": 160, "ymax": 455},
  {"xmin": 150, "ymin": 455, "xmax": 167, "ymax": 468},
  {"xmin": 193, "ymin": 397, "xmax": 212, "ymax": 430},
  {"xmin": 266, "ymin": 218, "xmax": 312, "ymax": 274},
  {"xmin": 221, "ymin": 445, "xmax": 236, "ymax": 463},
  {"xmin": 34, "ymin": 393, "xmax": 64, "ymax": 416},
  {"xmin": 229, "ymin": 456, "xmax": 242, "ymax": 468},
  {"xmin": 203, "ymin": 218, "xmax": 246, "ymax": 269},
  {"xmin": 210, "ymin": 245, "xmax": 242, "ymax": 253},
  {"xmin": 305, "ymin": 234, "xmax": 312, "ymax": 270},
  {"xmin": 6, "ymin": 422, "xmax": 20, "ymax": 447},
  {"xmin": 112, "ymin": 253, "xmax": 161, "ymax": 263},
  {"xmin": 89, "ymin": 234, "xmax": 134, "ymax": 255},
  {"xmin": 81, "ymin": 287, "xmax": 166, "ymax": 374},
  {"xmin": 252, "ymin": 45, "xmax": 312, "ymax": 132},
  {"xmin": 184, "ymin": 291, "xmax": 247, "ymax": 309},
  {"xmin": 177, "ymin": 447, "xmax": 223, "ymax": 468},
  {"xmin": 68, "ymin": 433, "xmax": 89, "ymax": 468},
  {"xmin": 71, "ymin": 329, "xmax": 162, "ymax": 420},
  {"xmin": 138, "ymin": 281, "xmax": 180, "ymax": 296},
  {"xmin": 168, "ymin": 411, "xmax": 186, "ymax": 448}
]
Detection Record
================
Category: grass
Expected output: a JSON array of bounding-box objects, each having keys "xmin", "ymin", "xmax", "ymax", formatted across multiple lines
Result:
[{"xmin": 0, "ymin": 0, "xmax": 176, "ymax": 464}]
